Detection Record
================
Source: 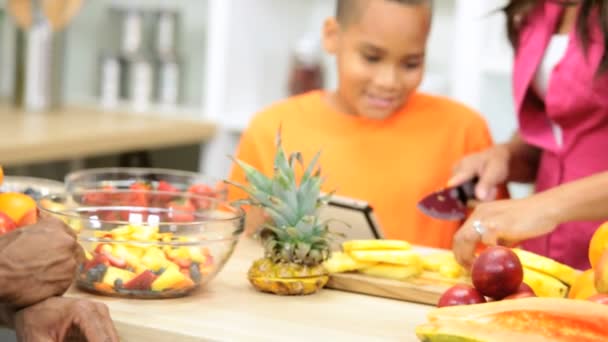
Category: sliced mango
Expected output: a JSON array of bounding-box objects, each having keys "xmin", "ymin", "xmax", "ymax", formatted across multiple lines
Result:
[
  {"xmin": 151, "ymin": 266, "xmax": 191, "ymax": 291},
  {"xmin": 102, "ymin": 266, "xmax": 135, "ymax": 287}
]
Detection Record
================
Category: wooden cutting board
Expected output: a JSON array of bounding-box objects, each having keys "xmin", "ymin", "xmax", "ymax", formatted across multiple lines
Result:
[{"xmin": 327, "ymin": 271, "xmax": 471, "ymax": 306}]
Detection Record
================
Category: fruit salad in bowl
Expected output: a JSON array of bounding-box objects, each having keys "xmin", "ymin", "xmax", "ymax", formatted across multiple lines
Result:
[
  {"xmin": 38, "ymin": 189, "xmax": 244, "ymax": 299},
  {"xmin": 65, "ymin": 167, "xmax": 227, "ymax": 203}
]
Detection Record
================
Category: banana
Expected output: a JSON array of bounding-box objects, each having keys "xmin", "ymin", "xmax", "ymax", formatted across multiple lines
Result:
[
  {"xmin": 359, "ymin": 263, "xmax": 422, "ymax": 280},
  {"xmin": 342, "ymin": 240, "xmax": 411, "ymax": 252},
  {"xmin": 523, "ymin": 267, "xmax": 569, "ymax": 298},
  {"xmin": 514, "ymin": 249, "xmax": 579, "ymax": 286},
  {"xmin": 323, "ymin": 251, "xmax": 376, "ymax": 273},
  {"xmin": 349, "ymin": 249, "xmax": 422, "ymax": 267}
]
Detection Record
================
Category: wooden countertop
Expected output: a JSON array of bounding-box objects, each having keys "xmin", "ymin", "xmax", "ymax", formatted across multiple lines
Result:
[
  {"xmin": 0, "ymin": 105, "xmax": 216, "ymax": 166},
  {"xmin": 68, "ymin": 238, "xmax": 432, "ymax": 341}
]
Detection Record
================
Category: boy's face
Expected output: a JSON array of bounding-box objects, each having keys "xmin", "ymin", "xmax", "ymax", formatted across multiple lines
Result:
[{"xmin": 324, "ymin": 0, "xmax": 431, "ymax": 120}]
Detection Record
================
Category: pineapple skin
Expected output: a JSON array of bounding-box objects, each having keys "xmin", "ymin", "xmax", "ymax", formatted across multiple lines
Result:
[{"xmin": 248, "ymin": 258, "xmax": 328, "ymax": 295}]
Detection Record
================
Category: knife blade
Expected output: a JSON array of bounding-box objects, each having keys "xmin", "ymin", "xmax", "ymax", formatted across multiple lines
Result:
[{"xmin": 416, "ymin": 178, "xmax": 478, "ymax": 221}]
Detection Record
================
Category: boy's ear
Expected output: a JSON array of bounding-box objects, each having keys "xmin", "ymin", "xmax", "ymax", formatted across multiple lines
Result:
[{"xmin": 322, "ymin": 17, "xmax": 339, "ymax": 55}]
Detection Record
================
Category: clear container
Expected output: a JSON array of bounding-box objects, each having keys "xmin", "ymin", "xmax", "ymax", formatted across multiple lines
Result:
[
  {"xmin": 38, "ymin": 190, "xmax": 244, "ymax": 299},
  {"xmin": 0, "ymin": 176, "xmax": 65, "ymax": 200},
  {"xmin": 64, "ymin": 167, "xmax": 228, "ymax": 201}
]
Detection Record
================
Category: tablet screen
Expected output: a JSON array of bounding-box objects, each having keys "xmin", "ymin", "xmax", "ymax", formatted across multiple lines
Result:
[{"xmin": 318, "ymin": 195, "xmax": 384, "ymax": 242}]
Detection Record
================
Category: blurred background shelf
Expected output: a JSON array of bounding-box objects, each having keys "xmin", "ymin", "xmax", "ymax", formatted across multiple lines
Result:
[
  {"xmin": 0, "ymin": 104, "xmax": 216, "ymax": 167},
  {"xmin": 0, "ymin": 0, "xmax": 524, "ymax": 194}
]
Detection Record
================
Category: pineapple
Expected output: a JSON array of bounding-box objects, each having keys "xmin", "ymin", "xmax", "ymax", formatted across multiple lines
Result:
[{"xmin": 226, "ymin": 129, "xmax": 337, "ymax": 295}]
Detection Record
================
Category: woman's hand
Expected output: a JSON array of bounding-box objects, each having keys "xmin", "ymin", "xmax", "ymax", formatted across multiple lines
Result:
[
  {"xmin": 0, "ymin": 215, "xmax": 84, "ymax": 308},
  {"xmin": 452, "ymin": 197, "xmax": 560, "ymax": 268},
  {"xmin": 449, "ymin": 144, "xmax": 511, "ymax": 201}
]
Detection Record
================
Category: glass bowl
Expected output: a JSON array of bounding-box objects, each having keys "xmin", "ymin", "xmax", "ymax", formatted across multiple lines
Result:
[
  {"xmin": 1, "ymin": 176, "xmax": 65, "ymax": 200},
  {"xmin": 64, "ymin": 167, "xmax": 228, "ymax": 201},
  {"xmin": 38, "ymin": 189, "xmax": 245, "ymax": 299}
]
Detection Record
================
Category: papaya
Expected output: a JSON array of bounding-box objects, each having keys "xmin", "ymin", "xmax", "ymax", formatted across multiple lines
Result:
[{"xmin": 416, "ymin": 297, "xmax": 608, "ymax": 341}]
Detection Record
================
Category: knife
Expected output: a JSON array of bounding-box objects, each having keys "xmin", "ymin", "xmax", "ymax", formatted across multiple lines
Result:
[{"xmin": 416, "ymin": 178, "xmax": 478, "ymax": 221}]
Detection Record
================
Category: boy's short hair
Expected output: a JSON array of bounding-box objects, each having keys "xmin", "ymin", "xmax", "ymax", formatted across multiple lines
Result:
[{"xmin": 336, "ymin": 0, "xmax": 432, "ymax": 26}]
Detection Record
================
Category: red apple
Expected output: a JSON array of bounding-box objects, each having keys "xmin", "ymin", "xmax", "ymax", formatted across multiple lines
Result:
[
  {"xmin": 472, "ymin": 246, "xmax": 523, "ymax": 300},
  {"xmin": 437, "ymin": 284, "xmax": 487, "ymax": 308},
  {"xmin": 587, "ymin": 294, "xmax": 608, "ymax": 305}
]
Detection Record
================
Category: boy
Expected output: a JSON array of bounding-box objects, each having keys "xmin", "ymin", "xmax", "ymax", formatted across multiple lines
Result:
[{"xmin": 229, "ymin": 0, "xmax": 496, "ymax": 249}]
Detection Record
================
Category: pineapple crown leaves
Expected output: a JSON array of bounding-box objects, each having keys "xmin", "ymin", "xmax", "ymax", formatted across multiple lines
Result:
[{"xmin": 225, "ymin": 127, "xmax": 331, "ymax": 231}]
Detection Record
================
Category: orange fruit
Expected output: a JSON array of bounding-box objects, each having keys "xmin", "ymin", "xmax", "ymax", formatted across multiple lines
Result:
[
  {"xmin": 0, "ymin": 166, "xmax": 4, "ymax": 185},
  {"xmin": 589, "ymin": 222, "xmax": 608, "ymax": 269},
  {"xmin": 0, "ymin": 192, "xmax": 37, "ymax": 223},
  {"xmin": 568, "ymin": 269, "xmax": 597, "ymax": 300}
]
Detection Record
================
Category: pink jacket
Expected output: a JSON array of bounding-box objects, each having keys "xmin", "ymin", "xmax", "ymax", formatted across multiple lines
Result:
[{"xmin": 515, "ymin": 2, "xmax": 608, "ymax": 269}]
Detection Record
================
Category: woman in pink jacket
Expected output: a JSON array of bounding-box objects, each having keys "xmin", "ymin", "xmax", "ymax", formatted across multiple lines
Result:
[{"xmin": 451, "ymin": 0, "xmax": 608, "ymax": 270}]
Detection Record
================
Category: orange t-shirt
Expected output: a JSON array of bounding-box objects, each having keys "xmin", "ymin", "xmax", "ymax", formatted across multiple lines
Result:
[{"xmin": 228, "ymin": 91, "xmax": 495, "ymax": 249}]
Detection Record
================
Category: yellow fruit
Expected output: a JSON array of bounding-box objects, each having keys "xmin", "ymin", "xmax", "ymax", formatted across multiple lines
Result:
[
  {"xmin": 102, "ymin": 267, "xmax": 135, "ymax": 287},
  {"xmin": 151, "ymin": 266, "xmax": 191, "ymax": 291},
  {"xmin": 438, "ymin": 262, "xmax": 463, "ymax": 279},
  {"xmin": 594, "ymin": 250, "xmax": 608, "ymax": 293},
  {"xmin": 342, "ymin": 240, "xmax": 410, "ymax": 252},
  {"xmin": 323, "ymin": 251, "xmax": 376, "ymax": 273},
  {"xmin": 349, "ymin": 250, "xmax": 422, "ymax": 267},
  {"xmin": 422, "ymin": 253, "xmax": 451, "ymax": 272},
  {"xmin": 359, "ymin": 263, "xmax": 421, "ymax": 280},
  {"xmin": 569, "ymin": 269, "xmax": 596, "ymax": 300},
  {"xmin": 247, "ymin": 258, "xmax": 328, "ymax": 295},
  {"xmin": 513, "ymin": 248, "xmax": 579, "ymax": 286},
  {"xmin": 0, "ymin": 192, "xmax": 36, "ymax": 223},
  {"xmin": 589, "ymin": 222, "xmax": 608, "ymax": 269},
  {"xmin": 523, "ymin": 267, "xmax": 568, "ymax": 298},
  {"xmin": 249, "ymin": 276, "xmax": 329, "ymax": 296},
  {"xmin": 188, "ymin": 247, "xmax": 205, "ymax": 263},
  {"xmin": 141, "ymin": 247, "xmax": 169, "ymax": 272}
]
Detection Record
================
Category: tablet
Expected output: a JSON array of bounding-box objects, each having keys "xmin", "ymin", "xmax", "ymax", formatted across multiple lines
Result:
[{"xmin": 318, "ymin": 194, "xmax": 385, "ymax": 241}]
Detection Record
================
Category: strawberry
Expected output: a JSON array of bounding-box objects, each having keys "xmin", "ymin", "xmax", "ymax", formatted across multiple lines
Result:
[
  {"xmin": 84, "ymin": 253, "xmax": 111, "ymax": 271},
  {"xmin": 0, "ymin": 212, "xmax": 17, "ymax": 234},
  {"xmin": 155, "ymin": 180, "xmax": 179, "ymax": 205},
  {"xmin": 82, "ymin": 185, "xmax": 115, "ymax": 206},
  {"xmin": 123, "ymin": 270, "xmax": 158, "ymax": 291},
  {"xmin": 167, "ymin": 199, "xmax": 196, "ymax": 222},
  {"xmin": 187, "ymin": 184, "xmax": 216, "ymax": 209}
]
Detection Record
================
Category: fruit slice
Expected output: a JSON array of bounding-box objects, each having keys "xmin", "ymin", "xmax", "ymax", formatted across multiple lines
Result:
[
  {"xmin": 124, "ymin": 270, "xmax": 158, "ymax": 290},
  {"xmin": 342, "ymin": 240, "xmax": 410, "ymax": 252},
  {"xmin": 523, "ymin": 267, "xmax": 568, "ymax": 298},
  {"xmin": 416, "ymin": 298, "xmax": 608, "ymax": 342},
  {"xmin": 569, "ymin": 269, "xmax": 597, "ymax": 300},
  {"xmin": 151, "ymin": 266, "xmax": 193, "ymax": 291},
  {"xmin": 359, "ymin": 263, "xmax": 421, "ymax": 280},
  {"xmin": 422, "ymin": 253, "xmax": 453, "ymax": 272},
  {"xmin": 0, "ymin": 212, "xmax": 17, "ymax": 234},
  {"xmin": 0, "ymin": 192, "xmax": 36, "ymax": 223},
  {"xmin": 349, "ymin": 250, "xmax": 422, "ymax": 267},
  {"xmin": 589, "ymin": 222, "xmax": 608, "ymax": 269},
  {"xmin": 513, "ymin": 248, "xmax": 579, "ymax": 286},
  {"xmin": 323, "ymin": 251, "xmax": 376, "ymax": 273},
  {"xmin": 102, "ymin": 267, "xmax": 135, "ymax": 287}
]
